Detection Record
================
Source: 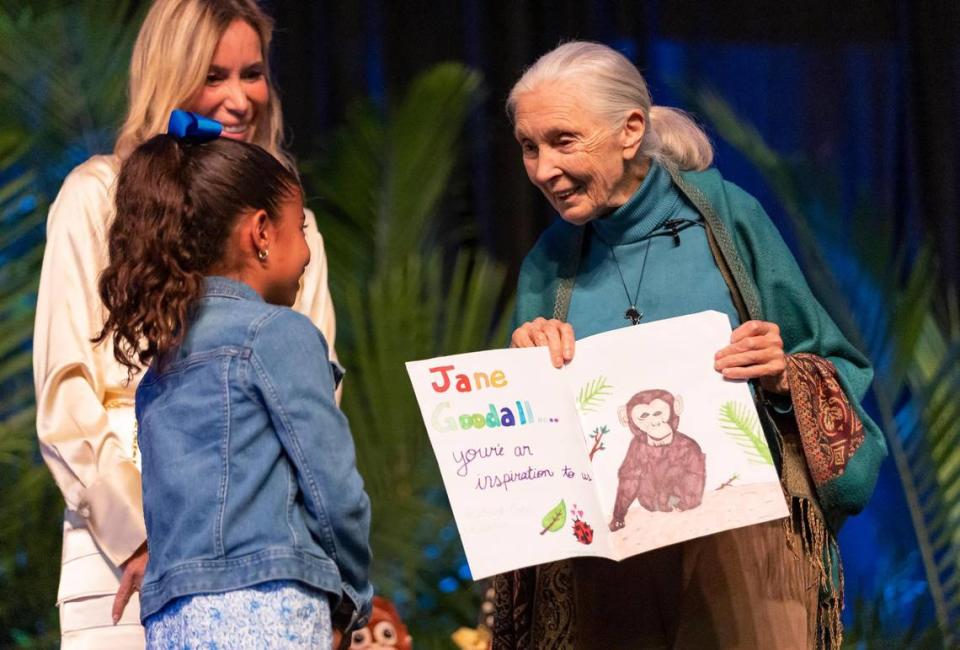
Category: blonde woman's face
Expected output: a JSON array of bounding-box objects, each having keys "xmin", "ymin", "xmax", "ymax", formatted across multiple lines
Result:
[{"xmin": 188, "ymin": 19, "xmax": 269, "ymax": 142}]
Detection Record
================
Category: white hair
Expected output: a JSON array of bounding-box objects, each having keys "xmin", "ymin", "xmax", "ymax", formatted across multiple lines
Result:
[{"xmin": 507, "ymin": 41, "xmax": 713, "ymax": 172}]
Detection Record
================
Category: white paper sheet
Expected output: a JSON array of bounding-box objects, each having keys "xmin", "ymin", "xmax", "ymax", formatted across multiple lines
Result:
[{"xmin": 405, "ymin": 311, "xmax": 788, "ymax": 579}]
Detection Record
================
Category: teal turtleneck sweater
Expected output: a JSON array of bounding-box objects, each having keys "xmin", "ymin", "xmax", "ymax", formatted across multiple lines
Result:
[
  {"xmin": 567, "ymin": 161, "xmax": 740, "ymax": 338},
  {"xmin": 514, "ymin": 162, "xmax": 886, "ymax": 529}
]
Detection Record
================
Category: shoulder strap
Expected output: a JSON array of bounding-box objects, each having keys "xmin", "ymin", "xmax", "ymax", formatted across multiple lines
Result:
[
  {"xmin": 662, "ymin": 162, "xmax": 764, "ymax": 322},
  {"xmin": 552, "ymin": 226, "xmax": 585, "ymax": 321}
]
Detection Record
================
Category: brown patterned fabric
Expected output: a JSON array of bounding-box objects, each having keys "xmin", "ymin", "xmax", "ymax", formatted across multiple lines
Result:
[
  {"xmin": 786, "ymin": 353, "xmax": 866, "ymax": 487},
  {"xmin": 492, "ymin": 570, "xmax": 530, "ymax": 649},
  {"xmin": 493, "ymin": 562, "xmax": 576, "ymax": 650}
]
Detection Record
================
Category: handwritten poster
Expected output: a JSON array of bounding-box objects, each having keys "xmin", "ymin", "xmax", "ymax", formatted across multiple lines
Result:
[{"xmin": 405, "ymin": 311, "xmax": 788, "ymax": 579}]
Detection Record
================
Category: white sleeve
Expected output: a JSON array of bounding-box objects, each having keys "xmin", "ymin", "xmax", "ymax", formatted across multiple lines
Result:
[
  {"xmin": 33, "ymin": 161, "xmax": 146, "ymax": 567},
  {"xmin": 292, "ymin": 207, "xmax": 342, "ymax": 401}
]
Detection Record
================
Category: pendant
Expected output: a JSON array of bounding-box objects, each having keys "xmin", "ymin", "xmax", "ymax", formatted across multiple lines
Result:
[{"xmin": 625, "ymin": 306, "xmax": 642, "ymax": 325}]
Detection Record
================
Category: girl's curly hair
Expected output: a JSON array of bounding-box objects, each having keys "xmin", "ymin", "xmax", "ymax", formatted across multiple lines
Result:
[{"xmin": 95, "ymin": 135, "xmax": 300, "ymax": 376}]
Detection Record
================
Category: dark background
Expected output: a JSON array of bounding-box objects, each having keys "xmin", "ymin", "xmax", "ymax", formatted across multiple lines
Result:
[{"xmin": 267, "ymin": 0, "xmax": 959, "ymax": 288}]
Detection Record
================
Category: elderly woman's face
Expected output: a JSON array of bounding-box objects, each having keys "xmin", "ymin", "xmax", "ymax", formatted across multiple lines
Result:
[{"xmin": 513, "ymin": 82, "xmax": 641, "ymax": 224}]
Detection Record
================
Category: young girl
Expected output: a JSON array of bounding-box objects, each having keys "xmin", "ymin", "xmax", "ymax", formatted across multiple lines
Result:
[{"xmin": 96, "ymin": 121, "xmax": 372, "ymax": 647}]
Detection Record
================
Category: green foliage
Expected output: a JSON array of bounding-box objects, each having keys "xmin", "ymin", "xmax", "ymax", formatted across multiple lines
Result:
[
  {"xmin": 0, "ymin": 0, "xmax": 137, "ymax": 159},
  {"xmin": 842, "ymin": 591, "xmax": 946, "ymax": 649},
  {"xmin": 0, "ymin": 122, "xmax": 58, "ymax": 650},
  {"xmin": 0, "ymin": 2, "xmax": 142, "ymax": 645},
  {"xmin": 576, "ymin": 376, "xmax": 614, "ymax": 413},
  {"xmin": 718, "ymin": 401, "xmax": 773, "ymax": 466},
  {"xmin": 301, "ymin": 62, "xmax": 514, "ymax": 643},
  {"xmin": 303, "ymin": 62, "xmax": 484, "ymax": 297},
  {"xmin": 693, "ymin": 90, "xmax": 960, "ymax": 644}
]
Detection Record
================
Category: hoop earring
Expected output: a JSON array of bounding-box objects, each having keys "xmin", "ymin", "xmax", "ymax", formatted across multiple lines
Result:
[{"xmin": 258, "ymin": 248, "xmax": 269, "ymax": 261}]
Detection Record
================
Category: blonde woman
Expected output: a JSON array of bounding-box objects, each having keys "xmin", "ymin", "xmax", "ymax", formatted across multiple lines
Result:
[{"xmin": 33, "ymin": 1, "xmax": 338, "ymax": 647}]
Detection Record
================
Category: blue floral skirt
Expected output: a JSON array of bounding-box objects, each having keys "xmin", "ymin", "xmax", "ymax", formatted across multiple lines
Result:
[{"xmin": 144, "ymin": 580, "xmax": 332, "ymax": 649}]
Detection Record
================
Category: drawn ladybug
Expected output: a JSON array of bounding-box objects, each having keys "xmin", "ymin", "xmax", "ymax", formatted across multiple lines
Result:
[{"xmin": 573, "ymin": 519, "xmax": 594, "ymax": 545}]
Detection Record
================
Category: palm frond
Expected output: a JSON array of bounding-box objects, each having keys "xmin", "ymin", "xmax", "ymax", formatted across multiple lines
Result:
[
  {"xmin": 0, "ymin": 2, "xmax": 141, "ymax": 644},
  {"xmin": 842, "ymin": 589, "xmax": 946, "ymax": 648},
  {"xmin": 302, "ymin": 63, "xmax": 510, "ymax": 637},
  {"xmin": 308, "ymin": 63, "xmax": 482, "ymax": 299},
  {"xmin": 718, "ymin": 401, "xmax": 773, "ymax": 466},
  {"xmin": 0, "ymin": 141, "xmax": 44, "ymax": 446},
  {"xmin": 338, "ymin": 250, "xmax": 512, "ymax": 627},
  {"xmin": 575, "ymin": 376, "xmax": 614, "ymax": 414},
  {"xmin": 694, "ymin": 91, "xmax": 872, "ymax": 350},
  {"xmin": 378, "ymin": 63, "xmax": 481, "ymax": 273},
  {"xmin": 0, "ymin": 1, "xmax": 141, "ymax": 162}
]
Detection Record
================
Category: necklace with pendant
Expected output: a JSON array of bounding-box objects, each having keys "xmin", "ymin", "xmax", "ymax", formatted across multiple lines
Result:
[{"xmin": 605, "ymin": 236, "xmax": 652, "ymax": 326}]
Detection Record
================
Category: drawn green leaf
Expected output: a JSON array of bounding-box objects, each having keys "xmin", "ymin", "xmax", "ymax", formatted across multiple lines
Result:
[
  {"xmin": 540, "ymin": 499, "xmax": 567, "ymax": 534},
  {"xmin": 577, "ymin": 376, "xmax": 614, "ymax": 413},
  {"xmin": 719, "ymin": 401, "xmax": 774, "ymax": 466}
]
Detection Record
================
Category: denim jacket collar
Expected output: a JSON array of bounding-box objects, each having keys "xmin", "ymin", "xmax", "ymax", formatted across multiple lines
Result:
[{"xmin": 204, "ymin": 276, "xmax": 264, "ymax": 302}]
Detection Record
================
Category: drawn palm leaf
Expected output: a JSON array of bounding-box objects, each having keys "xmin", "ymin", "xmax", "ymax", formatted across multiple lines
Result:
[
  {"xmin": 576, "ymin": 376, "xmax": 614, "ymax": 413},
  {"xmin": 719, "ymin": 401, "xmax": 773, "ymax": 466}
]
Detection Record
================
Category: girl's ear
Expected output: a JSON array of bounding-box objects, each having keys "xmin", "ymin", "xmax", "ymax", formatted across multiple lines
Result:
[
  {"xmin": 242, "ymin": 209, "xmax": 271, "ymax": 262},
  {"xmin": 230, "ymin": 209, "xmax": 272, "ymax": 267}
]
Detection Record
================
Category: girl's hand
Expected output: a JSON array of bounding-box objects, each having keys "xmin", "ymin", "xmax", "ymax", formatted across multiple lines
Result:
[
  {"xmin": 112, "ymin": 542, "xmax": 148, "ymax": 624},
  {"xmin": 511, "ymin": 318, "xmax": 576, "ymax": 368},
  {"xmin": 714, "ymin": 320, "xmax": 789, "ymax": 394}
]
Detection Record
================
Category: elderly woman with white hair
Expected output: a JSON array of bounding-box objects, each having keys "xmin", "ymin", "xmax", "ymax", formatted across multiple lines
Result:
[{"xmin": 495, "ymin": 41, "xmax": 885, "ymax": 648}]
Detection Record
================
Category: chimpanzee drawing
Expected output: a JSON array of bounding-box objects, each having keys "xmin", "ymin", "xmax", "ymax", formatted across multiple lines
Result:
[{"xmin": 609, "ymin": 389, "xmax": 706, "ymax": 531}]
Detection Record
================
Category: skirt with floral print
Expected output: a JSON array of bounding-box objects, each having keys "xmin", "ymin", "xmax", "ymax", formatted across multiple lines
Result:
[{"xmin": 144, "ymin": 580, "xmax": 332, "ymax": 649}]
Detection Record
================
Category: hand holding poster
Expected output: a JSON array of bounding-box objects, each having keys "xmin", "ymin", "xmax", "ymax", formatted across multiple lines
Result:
[{"xmin": 405, "ymin": 311, "xmax": 788, "ymax": 579}]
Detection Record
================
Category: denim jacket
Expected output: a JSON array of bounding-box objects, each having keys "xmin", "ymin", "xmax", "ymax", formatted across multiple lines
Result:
[{"xmin": 135, "ymin": 276, "xmax": 372, "ymax": 623}]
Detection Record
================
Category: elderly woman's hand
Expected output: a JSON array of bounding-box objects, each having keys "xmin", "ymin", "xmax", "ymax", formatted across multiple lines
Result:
[
  {"xmin": 511, "ymin": 317, "xmax": 576, "ymax": 368},
  {"xmin": 714, "ymin": 320, "xmax": 789, "ymax": 394}
]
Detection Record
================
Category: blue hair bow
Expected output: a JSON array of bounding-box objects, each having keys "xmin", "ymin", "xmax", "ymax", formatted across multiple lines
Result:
[{"xmin": 167, "ymin": 109, "xmax": 222, "ymax": 141}]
